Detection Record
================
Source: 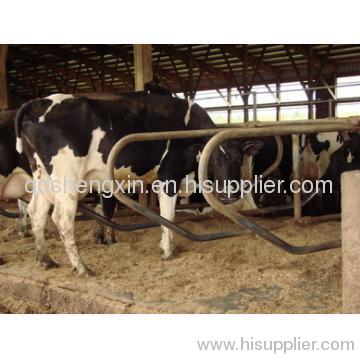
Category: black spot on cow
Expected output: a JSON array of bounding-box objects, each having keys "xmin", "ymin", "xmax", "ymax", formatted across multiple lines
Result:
[
  {"xmin": 0, "ymin": 111, "xmax": 30, "ymax": 178},
  {"xmin": 144, "ymin": 80, "xmax": 172, "ymax": 97}
]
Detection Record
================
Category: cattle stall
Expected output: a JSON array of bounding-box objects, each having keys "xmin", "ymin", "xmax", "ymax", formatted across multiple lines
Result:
[
  {"xmin": 0, "ymin": 118, "xmax": 358, "ymax": 313},
  {"xmin": 1, "ymin": 45, "xmax": 360, "ymax": 314}
]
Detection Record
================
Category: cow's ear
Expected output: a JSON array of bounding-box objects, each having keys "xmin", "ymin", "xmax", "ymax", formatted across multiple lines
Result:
[{"xmin": 242, "ymin": 140, "xmax": 264, "ymax": 156}]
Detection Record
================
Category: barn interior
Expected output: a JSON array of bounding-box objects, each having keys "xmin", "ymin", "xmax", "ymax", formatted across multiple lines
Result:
[
  {"xmin": 0, "ymin": 44, "xmax": 359, "ymax": 313},
  {"xmin": 2, "ymin": 44, "xmax": 360, "ymax": 118}
]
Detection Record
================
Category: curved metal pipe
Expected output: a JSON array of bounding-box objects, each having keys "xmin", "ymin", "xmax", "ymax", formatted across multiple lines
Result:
[
  {"xmin": 106, "ymin": 128, "xmax": 274, "ymax": 241},
  {"xmin": 259, "ymin": 135, "xmax": 284, "ymax": 179},
  {"xmin": 239, "ymin": 188, "xmax": 319, "ymax": 217},
  {"xmin": 77, "ymin": 203, "xmax": 159, "ymax": 231},
  {"xmin": 0, "ymin": 206, "xmax": 20, "ymax": 219},
  {"xmin": 106, "ymin": 121, "xmax": 359, "ymax": 245},
  {"xmin": 197, "ymin": 124, "xmax": 360, "ymax": 254},
  {"xmin": 230, "ymin": 135, "xmax": 284, "ymax": 211}
]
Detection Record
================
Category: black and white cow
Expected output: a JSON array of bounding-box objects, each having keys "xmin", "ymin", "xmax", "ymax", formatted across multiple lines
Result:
[
  {"xmin": 241, "ymin": 132, "xmax": 355, "ymax": 214},
  {"xmin": 311, "ymin": 132, "xmax": 360, "ymax": 214},
  {"xmin": 0, "ymin": 109, "xmax": 120, "ymax": 242},
  {"xmin": 144, "ymin": 79, "xmax": 173, "ymax": 97},
  {"xmin": 0, "ymin": 110, "xmax": 32, "ymax": 236},
  {"xmin": 249, "ymin": 135, "xmax": 293, "ymax": 208},
  {"xmin": 300, "ymin": 132, "xmax": 345, "ymax": 182},
  {"xmin": 0, "ymin": 110, "xmax": 118, "ymax": 240},
  {"xmin": 322, "ymin": 132, "xmax": 360, "ymax": 189},
  {"xmin": 93, "ymin": 81, "xmax": 174, "ymax": 245},
  {"xmin": 15, "ymin": 93, "xmax": 261, "ymax": 276},
  {"xmin": 297, "ymin": 132, "xmax": 352, "ymax": 214}
]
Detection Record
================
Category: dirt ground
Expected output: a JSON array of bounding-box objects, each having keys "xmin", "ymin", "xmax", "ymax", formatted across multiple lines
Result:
[{"xmin": 0, "ymin": 201, "xmax": 342, "ymax": 313}]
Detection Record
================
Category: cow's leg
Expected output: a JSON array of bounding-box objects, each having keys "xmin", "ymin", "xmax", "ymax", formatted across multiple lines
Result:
[
  {"xmin": 52, "ymin": 193, "xmax": 93, "ymax": 276},
  {"xmin": 94, "ymin": 195, "xmax": 105, "ymax": 244},
  {"xmin": 102, "ymin": 196, "xmax": 117, "ymax": 244},
  {"xmin": 27, "ymin": 192, "xmax": 58, "ymax": 269},
  {"xmin": 158, "ymin": 186, "xmax": 177, "ymax": 259},
  {"xmin": 17, "ymin": 199, "xmax": 31, "ymax": 238},
  {"xmin": 94, "ymin": 195, "xmax": 116, "ymax": 245}
]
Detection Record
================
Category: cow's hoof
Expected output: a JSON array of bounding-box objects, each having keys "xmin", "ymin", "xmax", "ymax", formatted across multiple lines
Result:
[
  {"xmin": 95, "ymin": 237, "xmax": 104, "ymax": 245},
  {"xmin": 0, "ymin": 257, "xmax": 5, "ymax": 266},
  {"xmin": 18, "ymin": 229, "xmax": 32, "ymax": 238},
  {"xmin": 162, "ymin": 250, "xmax": 173, "ymax": 260},
  {"xmin": 77, "ymin": 266, "xmax": 95, "ymax": 277},
  {"xmin": 105, "ymin": 236, "xmax": 117, "ymax": 246},
  {"xmin": 96, "ymin": 234, "xmax": 116, "ymax": 246},
  {"xmin": 95, "ymin": 231, "xmax": 103, "ymax": 242},
  {"xmin": 95, "ymin": 233, "xmax": 106, "ymax": 245},
  {"xmin": 37, "ymin": 254, "xmax": 59, "ymax": 270},
  {"xmin": 160, "ymin": 239, "xmax": 174, "ymax": 260}
]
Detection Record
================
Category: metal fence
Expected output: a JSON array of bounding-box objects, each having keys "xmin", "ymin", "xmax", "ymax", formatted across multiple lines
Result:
[{"xmin": 195, "ymin": 80, "xmax": 360, "ymax": 123}]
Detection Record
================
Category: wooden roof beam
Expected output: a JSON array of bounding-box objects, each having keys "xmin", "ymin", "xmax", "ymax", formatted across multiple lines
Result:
[
  {"xmin": 285, "ymin": 45, "xmax": 310, "ymax": 98},
  {"xmin": 32, "ymin": 45, "xmax": 134, "ymax": 89},
  {"xmin": 86, "ymin": 44, "xmax": 179, "ymax": 85},
  {"xmin": 9, "ymin": 63, "xmax": 65, "ymax": 91},
  {"xmin": 287, "ymin": 44, "xmax": 336, "ymax": 71},
  {"xmin": 221, "ymin": 45, "xmax": 278, "ymax": 76},
  {"xmin": 153, "ymin": 44, "xmax": 229, "ymax": 80},
  {"xmin": 9, "ymin": 47, "xmax": 96, "ymax": 91}
]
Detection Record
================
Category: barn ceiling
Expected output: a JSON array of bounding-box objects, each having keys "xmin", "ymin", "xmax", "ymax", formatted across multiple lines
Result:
[{"xmin": 6, "ymin": 44, "xmax": 360, "ymax": 107}]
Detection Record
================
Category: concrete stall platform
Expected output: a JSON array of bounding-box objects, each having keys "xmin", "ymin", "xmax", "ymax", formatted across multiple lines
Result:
[{"xmin": 0, "ymin": 213, "xmax": 342, "ymax": 314}]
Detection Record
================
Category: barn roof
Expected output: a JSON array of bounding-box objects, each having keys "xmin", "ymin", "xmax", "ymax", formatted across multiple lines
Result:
[{"xmin": 6, "ymin": 44, "xmax": 360, "ymax": 106}]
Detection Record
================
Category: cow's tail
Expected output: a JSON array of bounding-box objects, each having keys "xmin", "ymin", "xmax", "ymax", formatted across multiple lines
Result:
[{"xmin": 14, "ymin": 102, "xmax": 30, "ymax": 154}]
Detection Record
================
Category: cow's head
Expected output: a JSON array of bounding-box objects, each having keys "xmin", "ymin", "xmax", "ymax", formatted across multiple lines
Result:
[
  {"xmin": 300, "ymin": 132, "xmax": 342, "ymax": 181},
  {"xmin": 210, "ymin": 139, "xmax": 263, "ymax": 200}
]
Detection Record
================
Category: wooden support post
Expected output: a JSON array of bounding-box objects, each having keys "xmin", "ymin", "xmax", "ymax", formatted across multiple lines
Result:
[
  {"xmin": 292, "ymin": 135, "xmax": 302, "ymax": 222},
  {"xmin": 134, "ymin": 44, "xmax": 153, "ymax": 91},
  {"xmin": 134, "ymin": 44, "xmax": 153, "ymax": 207},
  {"xmin": 342, "ymin": 170, "xmax": 360, "ymax": 313},
  {"xmin": 0, "ymin": 45, "xmax": 9, "ymax": 110}
]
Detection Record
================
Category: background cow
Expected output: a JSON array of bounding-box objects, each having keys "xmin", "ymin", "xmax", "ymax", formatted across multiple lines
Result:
[
  {"xmin": 300, "ymin": 132, "xmax": 344, "ymax": 181},
  {"xmin": 314, "ymin": 132, "xmax": 360, "ymax": 214},
  {"xmin": 240, "ymin": 131, "xmax": 359, "ymax": 216},
  {"xmin": 0, "ymin": 110, "xmax": 32, "ymax": 237}
]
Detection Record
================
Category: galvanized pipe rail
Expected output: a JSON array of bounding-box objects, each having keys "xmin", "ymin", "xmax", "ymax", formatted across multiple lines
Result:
[
  {"xmin": 107, "ymin": 119, "xmax": 360, "ymax": 252},
  {"xmin": 198, "ymin": 121, "xmax": 360, "ymax": 254},
  {"xmin": 107, "ymin": 127, "xmax": 285, "ymax": 242}
]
